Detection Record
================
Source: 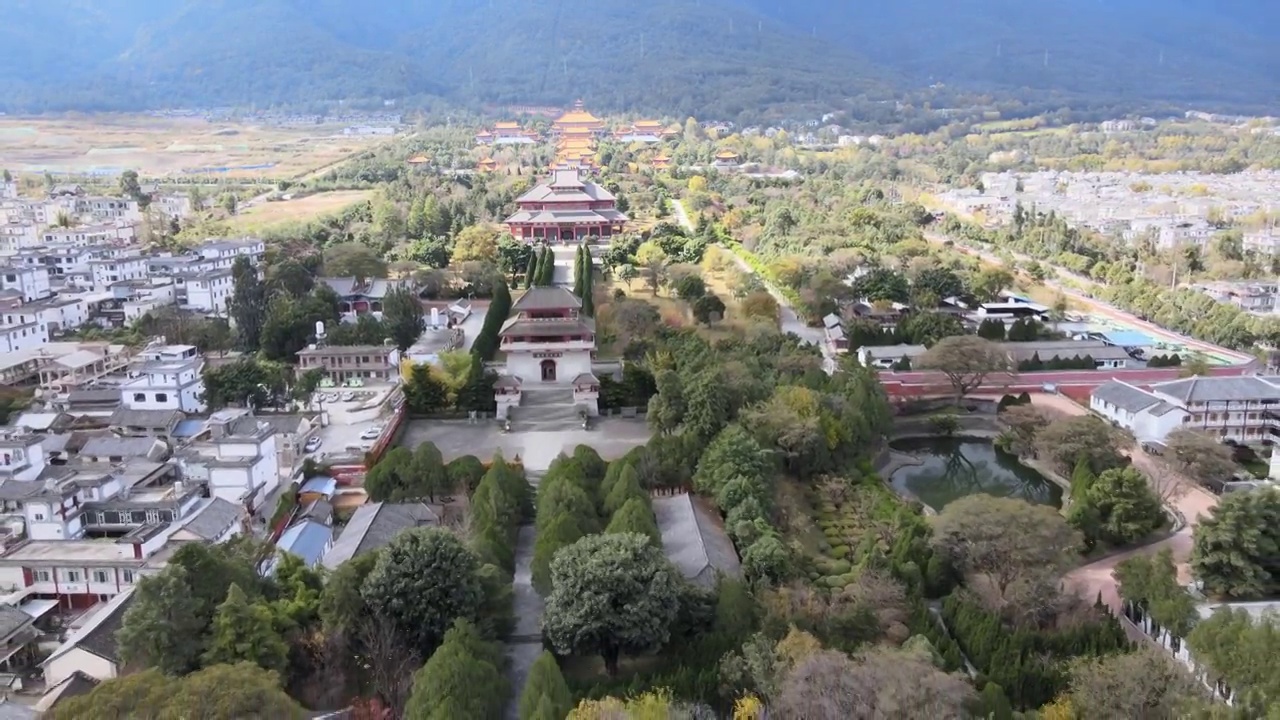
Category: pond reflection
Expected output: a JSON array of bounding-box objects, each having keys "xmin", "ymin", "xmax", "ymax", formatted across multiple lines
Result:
[{"xmin": 888, "ymin": 438, "xmax": 1063, "ymax": 511}]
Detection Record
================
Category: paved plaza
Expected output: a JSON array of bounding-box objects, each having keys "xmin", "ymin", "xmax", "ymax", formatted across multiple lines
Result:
[{"xmin": 400, "ymin": 417, "xmax": 653, "ymax": 471}]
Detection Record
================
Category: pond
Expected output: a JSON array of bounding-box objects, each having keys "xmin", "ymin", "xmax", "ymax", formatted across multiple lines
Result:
[{"xmin": 888, "ymin": 437, "xmax": 1064, "ymax": 511}]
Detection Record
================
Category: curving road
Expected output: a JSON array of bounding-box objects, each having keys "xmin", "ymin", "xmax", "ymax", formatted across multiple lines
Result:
[
  {"xmin": 673, "ymin": 199, "xmax": 832, "ymax": 369},
  {"xmin": 1030, "ymin": 393, "xmax": 1219, "ymax": 612}
]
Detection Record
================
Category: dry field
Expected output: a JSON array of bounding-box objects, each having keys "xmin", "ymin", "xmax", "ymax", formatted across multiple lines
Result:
[
  {"xmin": 229, "ymin": 190, "xmax": 374, "ymax": 231},
  {"xmin": 0, "ymin": 115, "xmax": 390, "ymax": 179}
]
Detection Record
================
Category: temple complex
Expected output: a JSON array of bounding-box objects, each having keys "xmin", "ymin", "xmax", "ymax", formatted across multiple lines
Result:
[
  {"xmin": 613, "ymin": 119, "xmax": 671, "ymax": 143},
  {"xmin": 476, "ymin": 122, "xmax": 539, "ymax": 146},
  {"xmin": 505, "ymin": 168, "xmax": 626, "ymax": 242},
  {"xmin": 551, "ymin": 100, "xmax": 606, "ymax": 136}
]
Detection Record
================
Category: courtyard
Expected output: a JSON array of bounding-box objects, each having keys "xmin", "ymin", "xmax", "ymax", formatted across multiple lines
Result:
[{"xmin": 399, "ymin": 417, "xmax": 653, "ymax": 471}]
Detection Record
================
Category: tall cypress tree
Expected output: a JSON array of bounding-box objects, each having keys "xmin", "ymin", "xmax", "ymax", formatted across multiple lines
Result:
[
  {"xmin": 581, "ymin": 246, "xmax": 595, "ymax": 316},
  {"xmin": 572, "ymin": 245, "xmax": 584, "ymax": 297},
  {"xmin": 540, "ymin": 247, "xmax": 556, "ymax": 286},
  {"xmin": 526, "ymin": 248, "xmax": 541, "ymax": 289}
]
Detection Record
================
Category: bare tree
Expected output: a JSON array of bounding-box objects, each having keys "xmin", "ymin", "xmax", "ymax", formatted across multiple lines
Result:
[
  {"xmin": 1000, "ymin": 404, "xmax": 1058, "ymax": 457},
  {"xmin": 773, "ymin": 648, "xmax": 975, "ymax": 720},
  {"xmin": 916, "ymin": 336, "xmax": 1009, "ymax": 401},
  {"xmin": 355, "ymin": 615, "xmax": 421, "ymax": 715},
  {"xmin": 1068, "ymin": 646, "xmax": 1205, "ymax": 718},
  {"xmin": 1162, "ymin": 428, "xmax": 1237, "ymax": 490}
]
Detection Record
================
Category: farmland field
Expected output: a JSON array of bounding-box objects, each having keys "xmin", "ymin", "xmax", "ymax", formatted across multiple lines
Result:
[
  {"xmin": 0, "ymin": 115, "xmax": 392, "ymax": 179},
  {"xmin": 228, "ymin": 190, "xmax": 374, "ymax": 231}
]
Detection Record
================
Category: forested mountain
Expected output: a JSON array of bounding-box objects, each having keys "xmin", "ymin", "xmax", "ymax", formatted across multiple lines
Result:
[{"xmin": 1, "ymin": 0, "xmax": 1274, "ymax": 114}]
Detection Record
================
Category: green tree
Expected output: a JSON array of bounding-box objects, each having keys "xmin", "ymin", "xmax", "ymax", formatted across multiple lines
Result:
[
  {"xmin": 912, "ymin": 267, "xmax": 965, "ymax": 301},
  {"xmin": 49, "ymin": 664, "xmax": 305, "ymax": 720},
  {"xmin": 405, "ymin": 620, "xmax": 507, "ymax": 720},
  {"xmin": 1114, "ymin": 549, "xmax": 1197, "ymax": 639},
  {"xmin": 498, "ymin": 236, "xmax": 534, "ymax": 283},
  {"xmin": 526, "ymin": 247, "xmax": 542, "ymax": 289},
  {"xmin": 603, "ymin": 464, "xmax": 645, "ymax": 516},
  {"xmin": 692, "ymin": 292, "xmax": 727, "ymax": 324},
  {"xmin": 693, "ymin": 424, "xmax": 772, "ymax": 500},
  {"xmin": 319, "ymin": 550, "xmax": 381, "ymax": 634},
  {"xmin": 573, "ymin": 244, "xmax": 586, "ymax": 296},
  {"xmin": 364, "ymin": 446, "xmax": 413, "ymax": 502},
  {"xmin": 323, "ymin": 242, "xmax": 388, "ymax": 279},
  {"xmin": 606, "ymin": 496, "xmax": 662, "ymax": 546},
  {"xmin": 411, "ymin": 441, "xmax": 453, "ymax": 502},
  {"xmin": 452, "ymin": 224, "xmax": 502, "ymax": 265},
  {"xmin": 203, "ymin": 583, "xmax": 289, "ymax": 674},
  {"xmin": 118, "ymin": 542, "xmax": 266, "ymax": 675},
  {"xmin": 447, "ymin": 455, "xmax": 487, "ymax": 495},
  {"xmin": 1191, "ymin": 487, "xmax": 1280, "ymax": 599},
  {"xmin": 617, "ymin": 263, "xmax": 639, "ymax": 290},
  {"xmin": 519, "ymin": 651, "xmax": 573, "ymax": 720},
  {"xmin": 1035, "ymin": 415, "xmax": 1130, "ymax": 474},
  {"xmin": 229, "ymin": 256, "xmax": 266, "ymax": 351},
  {"xmin": 118, "ymin": 564, "xmax": 209, "ymax": 675},
  {"xmin": 543, "ymin": 533, "xmax": 683, "ymax": 676},
  {"xmin": 404, "ymin": 363, "xmax": 449, "ymax": 414},
  {"xmin": 1069, "ymin": 466, "xmax": 1165, "ymax": 547},
  {"xmin": 361, "ymin": 528, "xmax": 485, "ymax": 657},
  {"xmin": 382, "ymin": 284, "xmax": 424, "ymax": 352}
]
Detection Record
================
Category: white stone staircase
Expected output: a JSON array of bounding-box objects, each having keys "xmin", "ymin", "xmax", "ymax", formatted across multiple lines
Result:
[{"xmin": 508, "ymin": 385, "xmax": 587, "ymax": 432}]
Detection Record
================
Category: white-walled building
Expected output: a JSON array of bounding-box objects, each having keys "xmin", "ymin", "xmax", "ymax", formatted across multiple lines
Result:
[
  {"xmin": 41, "ymin": 224, "xmax": 134, "ymax": 248},
  {"xmin": 498, "ymin": 287, "xmax": 594, "ymax": 383},
  {"xmin": 89, "ymin": 257, "xmax": 146, "ymax": 291},
  {"xmin": 182, "ymin": 268, "xmax": 234, "ymax": 313},
  {"xmin": 197, "ymin": 238, "xmax": 265, "ymax": 265},
  {"xmin": 120, "ymin": 344, "xmax": 205, "ymax": 413},
  {"xmin": 0, "ymin": 265, "xmax": 52, "ymax": 302},
  {"xmin": 0, "ymin": 321, "xmax": 49, "ymax": 354},
  {"xmin": 1091, "ymin": 375, "xmax": 1280, "ymax": 445},
  {"xmin": 177, "ymin": 414, "xmax": 282, "ymax": 513}
]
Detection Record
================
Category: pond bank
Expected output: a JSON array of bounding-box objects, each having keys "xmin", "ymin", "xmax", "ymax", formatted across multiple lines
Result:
[{"xmin": 880, "ymin": 434, "xmax": 1065, "ymax": 513}]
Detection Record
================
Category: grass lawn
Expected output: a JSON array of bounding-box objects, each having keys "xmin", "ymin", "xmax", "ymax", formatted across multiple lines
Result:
[{"xmin": 229, "ymin": 190, "xmax": 373, "ymax": 231}]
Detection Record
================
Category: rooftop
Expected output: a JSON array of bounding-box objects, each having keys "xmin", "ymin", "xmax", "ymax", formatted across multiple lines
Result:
[
  {"xmin": 510, "ymin": 286, "xmax": 582, "ymax": 313},
  {"xmin": 1092, "ymin": 380, "xmax": 1162, "ymax": 413},
  {"xmin": 652, "ymin": 493, "xmax": 741, "ymax": 589},
  {"xmin": 322, "ymin": 502, "xmax": 439, "ymax": 570},
  {"xmin": 1152, "ymin": 376, "xmax": 1280, "ymax": 404},
  {"xmin": 177, "ymin": 497, "xmax": 243, "ymax": 541},
  {"xmin": 43, "ymin": 589, "xmax": 134, "ymax": 667}
]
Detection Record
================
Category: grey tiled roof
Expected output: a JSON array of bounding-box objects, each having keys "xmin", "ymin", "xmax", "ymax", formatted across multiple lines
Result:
[
  {"xmin": 652, "ymin": 493, "xmax": 741, "ymax": 589},
  {"xmin": 179, "ymin": 498, "xmax": 243, "ymax": 541},
  {"xmin": 0, "ymin": 606, "xmax": 32, "ymax": 641},
  {"xmin": 322, "ymin": 502, "xmax": 440, "ymax": 569},
  {"xmin": 1092, "ymin": 380, "xmax": 1161, "ymax": 413},
  {"xmin": 510, "ymin": 287, "xmax": 582, "ymax": 312},
  {"xmin": 1152, "ymin": 376, "xmax": 1280, "ymax": 404}
]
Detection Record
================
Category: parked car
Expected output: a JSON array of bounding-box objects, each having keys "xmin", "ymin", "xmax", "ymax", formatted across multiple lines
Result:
[
  {"xmin": 340, "ymin": 392, "xmax": 356, "ymax": 402},
  {"xmin": 304, "ymin": 436, "xmax": 322, "ymax": 453},
  {"xmin": 359, "ymin": 426, "xmax": 383, "ymax": 441}
]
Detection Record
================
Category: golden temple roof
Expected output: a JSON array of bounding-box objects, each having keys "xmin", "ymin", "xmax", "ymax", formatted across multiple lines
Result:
[{"xmin": 494, "ymin": 121, "xmax": 520, "ymax": 130}]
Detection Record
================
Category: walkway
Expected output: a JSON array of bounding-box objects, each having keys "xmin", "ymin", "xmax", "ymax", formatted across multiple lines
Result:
[
  {"xmin": 505, "ymin": 522, "xmax": 544, "ymax": 719},
  {"xmin": 1027, "ymin": 394, "xmax": 1220, "ymax": 611}
]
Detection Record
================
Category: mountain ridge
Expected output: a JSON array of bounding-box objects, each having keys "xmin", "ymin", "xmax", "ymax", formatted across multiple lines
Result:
[{"xmin": 0, "ymin": 0, "xmax": 1275, "ymax": 114}]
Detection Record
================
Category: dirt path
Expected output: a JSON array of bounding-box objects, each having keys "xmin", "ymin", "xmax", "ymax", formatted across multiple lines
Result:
[{"xmin": 1026, "ymin": 394, "xmax": 1219, "ymax": 611}]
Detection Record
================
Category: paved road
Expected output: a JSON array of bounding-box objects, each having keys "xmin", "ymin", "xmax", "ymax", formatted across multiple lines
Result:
[
  {"xmin": 927, "ymin": 231, "xmax": 1255, "ymax": 365},
  {"xmin": 1028, "ymin": 394, "xmax": 1220, "ymax": 612},
  {"xmin": 670, "ymin": 197, "xmax": 695, "ymax": 233},
  {"xmin": 880, "ymin": 364, "xmax": 1251, "ymax": 398}
]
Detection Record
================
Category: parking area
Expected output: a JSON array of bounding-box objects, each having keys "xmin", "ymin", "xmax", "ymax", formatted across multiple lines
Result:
[
  {"xmin": 307, "ymin": 383, "xmax": 400, "ymax": 462},
  {"xmin": 399, "ymin": 418, "xmax": 653, "ymax": 471}
]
